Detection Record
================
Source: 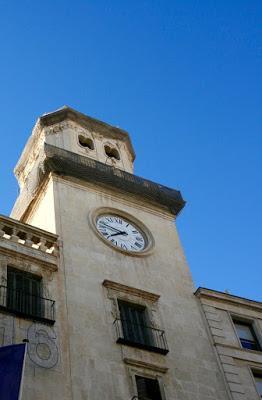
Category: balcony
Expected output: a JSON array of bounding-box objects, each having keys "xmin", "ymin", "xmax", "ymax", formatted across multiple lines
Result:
[
  {"xmin": 0, "ymin": 285, "xmax": 55, "ymax": 324},
  {"xmin": 0, "ymin": 214, "xmax": 59, "ymax": 271},
  {"xmin": 114, "ymin": 318, "xmax": 169, "ymax": 355}
]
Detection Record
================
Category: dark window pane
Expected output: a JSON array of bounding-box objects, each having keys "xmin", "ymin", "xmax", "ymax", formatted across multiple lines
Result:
[
  {"xmin": 253, "ymin": 373, "xmax": 262, "ymax": 397},
  {"xmin": 135, "ymin": 375, "xmax": 162, "ymax": 400}
]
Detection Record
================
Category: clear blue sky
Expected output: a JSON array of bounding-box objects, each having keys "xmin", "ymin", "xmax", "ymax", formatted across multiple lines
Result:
[{"xmin": 0, "ymin": 1, "xmax": 261, "ymax": 300}]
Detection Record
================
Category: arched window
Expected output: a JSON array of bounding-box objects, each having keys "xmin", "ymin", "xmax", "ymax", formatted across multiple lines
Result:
[
  {"xmin": 104, "ymin": 145, "xmax": 120, "ymax": 160},
  {"xmin": 78, "ymin": 135, "xmax": 94, "ymax": 150}
]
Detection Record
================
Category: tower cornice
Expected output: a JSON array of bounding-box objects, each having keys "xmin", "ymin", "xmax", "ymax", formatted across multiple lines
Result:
[{"xmin": 41, "ymin": 143, "xmax": 185, "ymax": 216}]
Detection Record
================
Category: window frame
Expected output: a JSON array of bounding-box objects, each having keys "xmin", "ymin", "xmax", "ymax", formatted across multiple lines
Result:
[
  {"xmin": 231, "ymin": 315, "xmax": 261, "ymax": 352},
  {"xmin": 250, "ymin": 369, "xmax": 262, "ymax": 399},
  {"xmin": 129, "ymin": 368, "xmax": 166, "ymax": 400},
  {"xmin": 135, "ymin": 374, "xmax": 163, "ymax": 400}
]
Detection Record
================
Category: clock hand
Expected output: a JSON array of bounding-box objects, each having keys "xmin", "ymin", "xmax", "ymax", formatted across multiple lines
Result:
[
  {"xmin": 109, "ymin": 231, "xmax": 128, "ymax": 238},
  {"xmin": 99, "ymin": 222, "xmax": 123, "ymax": 233}
]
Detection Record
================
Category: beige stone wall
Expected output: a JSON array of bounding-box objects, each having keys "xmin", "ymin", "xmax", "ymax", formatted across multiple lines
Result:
[
  {"xmin": 27, "ymin": 174, "xmax": 228, "ymax": 400},
  {"xmin": 26, "ymin": 178, "xmax": 56, "ymax": 234},
  {"xmin": 197, "ymin": 290, "xmax": 262, "ymax": 400}
]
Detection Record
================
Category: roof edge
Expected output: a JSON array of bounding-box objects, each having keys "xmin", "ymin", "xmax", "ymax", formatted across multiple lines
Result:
[{"xmin": 195, "ymin": 287, "xmax": 262, "ymax": 310}]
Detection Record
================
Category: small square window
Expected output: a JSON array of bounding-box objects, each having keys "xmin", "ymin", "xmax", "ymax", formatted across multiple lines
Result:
[
  {"xmin": 253, "ymin": 372, "xmax": 262, "ymax": 398},
  {"xmin": 135, "ymin": 375, "xmax": 162, "ymax": 400},
  {"xmin": 233, "ymin": 319, "xmax": 260, "ymax": 351}
]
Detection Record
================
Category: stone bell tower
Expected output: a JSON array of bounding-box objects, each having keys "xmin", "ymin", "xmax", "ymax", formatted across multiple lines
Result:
[
  {"xmin": 12, "ymin": 106, "xmax": 135, "ymax": 225},
  {"xmin": 9, "ymin": 107, "xmax": 229, "ymax": 400}
]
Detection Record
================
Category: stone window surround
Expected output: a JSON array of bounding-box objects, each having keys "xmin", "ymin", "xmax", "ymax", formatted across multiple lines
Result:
[
  {"xmin": 249, "ymin": 366, "xmax": 262, "ymax": 399},
  {"xmin": 102, "ymin": 279, "xmax": 161, "ymax": 326},
  {"xmin": 229, "ymin": 312, "xmax": 262, "ymax": 353},
  {"xmin": 102, "ymin": 280, "xmax": 168, "ymax": 399}
]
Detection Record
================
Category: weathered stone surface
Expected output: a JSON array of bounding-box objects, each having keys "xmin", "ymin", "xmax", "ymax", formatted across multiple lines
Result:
[{"xmin": 197, "ymin": 288, "xmax": 262, "ymax": 400}]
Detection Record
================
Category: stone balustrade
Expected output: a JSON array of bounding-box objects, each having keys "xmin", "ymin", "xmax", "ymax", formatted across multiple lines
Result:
[{"xmin": 0, "ymin": 215, "xmax": 58, "ymax": 257}]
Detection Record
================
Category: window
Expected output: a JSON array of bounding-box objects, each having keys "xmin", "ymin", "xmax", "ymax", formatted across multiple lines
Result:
[
  {"xmin": 104, "ymin": 145, "xmax": 120, "ymax": 160},
  {"xmin": 233, "ymin": 319, "xmax": 261, "ymax": 351},
  {"xmin": 115, "ymin": 300, "xmax": 168, "ymax": 354},
  {"xmin": 135, "ymin": 375, "xmax": 162, "ymax": 400},
  {"xmin": 253, "ymin": 372, "xmax": 262, "ymax": 398},
  {"xmin": 7, "ymin": 267, "xmax": 43, "ymax": 318},
  {"xmin": 78, "ymin": 135, "xmax": 94, "ymax": 150},
  {"xmin": 118, "ymin": 301, "xmax": 154, "ymax": 347}
]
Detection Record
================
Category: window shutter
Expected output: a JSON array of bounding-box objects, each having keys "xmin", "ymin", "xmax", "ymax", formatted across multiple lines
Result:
[
  {"xmin": 118, "ymin": 301, "xmax": 154, "ymax": 347},
  {"xmin": 136, "ymin": 376, "xmax": 149, "ymax": 399}
]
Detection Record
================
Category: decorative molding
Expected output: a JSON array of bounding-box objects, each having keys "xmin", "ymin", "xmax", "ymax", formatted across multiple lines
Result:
[
  {"xmin": 43, "ymin": 143, "xmax": 185, "ymax": 216},
  {"xmin": 53, "ymin": 176, "xmax": 175, "ymax": 221},
  {"xmin": 103, "ymin": 280, "xmax": 160, "ymax": 302},
  {"xmin": 123, "ymin": 358, "xmax": 168, "ymax": 373}
]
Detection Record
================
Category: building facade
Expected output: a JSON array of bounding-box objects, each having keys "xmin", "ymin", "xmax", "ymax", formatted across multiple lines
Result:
[{"xmin": 0, "ymin": 106, "xmax": 261, "ymax": 399}]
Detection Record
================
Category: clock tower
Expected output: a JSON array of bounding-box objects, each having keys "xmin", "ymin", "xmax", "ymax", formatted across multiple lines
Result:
[{"xmin": 10, "ymin": 107, "xmax": 229, "ymax": 399}]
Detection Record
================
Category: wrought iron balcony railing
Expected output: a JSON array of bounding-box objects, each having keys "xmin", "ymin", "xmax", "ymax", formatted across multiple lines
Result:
[
  {"xmin": 114, "ymin": 318, "xmax": 169, "ymax": 355},
  {"xmin": 0, "ymin": 285, "xmax": 55, "ymax": 324}
]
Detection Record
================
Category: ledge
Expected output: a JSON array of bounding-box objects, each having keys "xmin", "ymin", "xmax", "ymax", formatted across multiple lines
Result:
[
  {"xmin": 103, "ymin": 280, "xmax": 160, "ymax": 302},
  {"xmin": 216, "ymin": 344, "xmax": 262, "ymax": 364},
  {"xmin": 117, "ymin": 338, "xmax": 168, "ymax": 355},
  {"xmin": 123, "ymin": 357, "xmax": 168, "ymax": 373},
  {"xmin": 43, "ymin": 143, "xmax": 185, "ymax": 216}
]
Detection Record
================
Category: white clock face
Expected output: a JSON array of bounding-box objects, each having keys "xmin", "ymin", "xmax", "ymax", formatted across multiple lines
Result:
[{"xmin": 96, "ymin": 215, "xmax": 146, "ymax": 252}]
